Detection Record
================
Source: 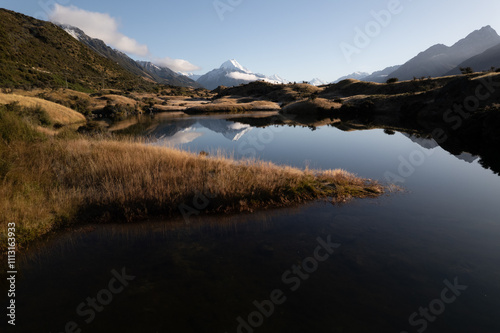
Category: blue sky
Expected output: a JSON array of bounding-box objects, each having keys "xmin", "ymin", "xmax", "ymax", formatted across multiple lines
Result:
[{"xmin": 2, "ymin": 0, "xmax": 500, "ymax": 82}]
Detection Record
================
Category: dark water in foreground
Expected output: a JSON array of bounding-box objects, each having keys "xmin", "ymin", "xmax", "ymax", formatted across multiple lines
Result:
[{"xmin": 4, "ymin": 114, "xmax": 500, "ymax": 332}]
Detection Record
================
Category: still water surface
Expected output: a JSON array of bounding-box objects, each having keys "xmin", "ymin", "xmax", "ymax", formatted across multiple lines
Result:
[{"xmin": 8, "ymin": 114, "xmax": 500, "ymax": 332}]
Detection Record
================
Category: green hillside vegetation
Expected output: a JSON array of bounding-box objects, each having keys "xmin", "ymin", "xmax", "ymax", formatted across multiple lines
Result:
[{"xmin": 0, "ymin": 8, "xmax": 155, "ymax": 92}]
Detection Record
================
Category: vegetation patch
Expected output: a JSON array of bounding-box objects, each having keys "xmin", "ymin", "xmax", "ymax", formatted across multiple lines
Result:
[
  {"xmin": 0, "ymin": 111, "xmax": 384, "ymax": 251},
  {"xmin": 0, "ymin": 92, "xmax": 86, "ymax": 125}
]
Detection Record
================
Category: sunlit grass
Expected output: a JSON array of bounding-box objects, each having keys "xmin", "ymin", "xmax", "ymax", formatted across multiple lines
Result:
[
  {"xmin": 0, "ymin": 135, "xmax": 383, "ymax": 250},
  {"xmin": 0, "ymin": 107, "xmax": 384, "ymax": 251},
  {"xmin": 0, "ymin": 92, "xmax": 86, "ymax": 125}
]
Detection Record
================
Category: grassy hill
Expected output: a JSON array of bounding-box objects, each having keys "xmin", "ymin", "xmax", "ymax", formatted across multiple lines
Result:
[
  {"xmin": 0, "ymin": 8, "xmax": 155, "ymax": 91},
  {"xmin": 0, "ymin": 93, "xmax": 85, "ymax": 125}
]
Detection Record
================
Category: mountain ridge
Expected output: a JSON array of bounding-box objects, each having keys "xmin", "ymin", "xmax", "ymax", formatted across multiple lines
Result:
[
  {"xmin": 388, "ymin": 25, "xmax": 500, "ymax": 80},
  {"xmin": 0, "ymin": 8, "xmax": 155, "ymax": 91},
  {"xmin": 60, "ymin": 25, "xmax": 201, "ymax": 88},
  {"xmin": 446, "ymin": 42, "xmax": 500, "ymax": 75}
]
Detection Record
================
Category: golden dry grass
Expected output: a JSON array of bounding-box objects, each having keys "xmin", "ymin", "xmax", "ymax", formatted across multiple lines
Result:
[
  {"xmin": 187, "ymin": 99, "xmax": 280, "ymax": 113},
  {"xmin": 0, "ymin": 93, "xmax": 85, "ymax": 125},
  {"xmin": 0, "ymin": 135, "xmax": 383, "ymax": 250},
  {"xmin": 16, "ymin": 88, "xmax": 90, "ymax": 101},
  {"xmin": 282, "ymin": 98, "xmax": 341, "ymax": 115}
]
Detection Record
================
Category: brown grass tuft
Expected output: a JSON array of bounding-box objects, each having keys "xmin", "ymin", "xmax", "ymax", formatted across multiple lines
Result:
[
  {"xmin": 0, "ymin": 136, "xmax": 383, "ymax": 251},
  {"xmin": 0, "ymin": 93, "xmax": 86, "ymax": 125}
]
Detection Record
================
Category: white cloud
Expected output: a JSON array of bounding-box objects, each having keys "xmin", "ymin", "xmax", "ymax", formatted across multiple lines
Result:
[
  {"xmin": 153, "ymin": 57, "xmax": 201, "ymax": 73},
  {"xmin": 49, "ymin": 4, "xmax": 149, "ymax": 56},
  {"xmin": 226, "ymin": 72, "xmax": 259, "ymax": 81},
  {"xmin": 50, "ymin": 5, "xmax": 201, "ymax": 73}
]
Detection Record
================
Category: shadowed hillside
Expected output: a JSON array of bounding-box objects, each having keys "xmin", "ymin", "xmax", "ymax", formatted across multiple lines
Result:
[{"xmin": 0, "ymin": 9, "xmax": 155, "ymax": 91}]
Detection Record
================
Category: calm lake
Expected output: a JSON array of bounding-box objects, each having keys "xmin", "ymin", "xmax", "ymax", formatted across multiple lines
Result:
[{"xmin": 8, "ymin": 113, "xmax": 500, "ymax": 332}]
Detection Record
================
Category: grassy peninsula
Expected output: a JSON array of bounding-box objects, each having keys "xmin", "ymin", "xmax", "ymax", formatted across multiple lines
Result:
[{"xmin": 0, "ymin": 98, "xmax": 383, "ymax": 251}]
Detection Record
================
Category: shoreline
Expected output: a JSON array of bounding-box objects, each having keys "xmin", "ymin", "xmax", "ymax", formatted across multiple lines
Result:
[{"xmin": 0, "ymin": 117, "xmax": 385, "ymax": 252}]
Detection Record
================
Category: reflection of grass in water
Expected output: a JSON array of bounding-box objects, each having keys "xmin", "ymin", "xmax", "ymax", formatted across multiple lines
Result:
[
  {"xmin": 112, "ymin": 116, "xmax": 156, "ymax": 136},
  {"xmin": 0, "ymin": 111, "xmax": 384, "ymax": 252}
]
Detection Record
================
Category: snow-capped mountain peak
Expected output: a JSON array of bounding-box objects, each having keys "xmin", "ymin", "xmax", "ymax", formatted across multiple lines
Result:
[
  {"xmin": 268, "ymin": 74, "xmax": 288, "ymax": 84},
  {"xmin": 220, "ymin": 59, "xmax": 251, "ymax": 73},
  {"xmin": 197, "ymin": 59, "xmax": 287, "ymax": 90},
  {"xmin": 179, "ymin": 72, "xmax": 202, "ymax": 81},
  {"xmin": 309, "ymin": 78, "xmax": 328, "ymax": 86}
]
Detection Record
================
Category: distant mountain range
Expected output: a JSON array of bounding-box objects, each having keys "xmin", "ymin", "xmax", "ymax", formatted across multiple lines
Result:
[
  {"xmin": 333, "ymin": 72, "xmax": 370, "ymax": 83},
  {"xmin": 2, "ymin": 8, "xmax": 500, "ymax": 92},
  {"xmin": 194, "ymin": 59, "xmax": 288, "ymax": 90},
  {"xmin": 187, "ymin": 26, "xmax": 500, "ymax": 89},
  {"xmin": 61, "ymin": 25, "xmax": 201, "ymax": 88},
  {"xmin": 389, "ymin": 26, "xmax": 500, "ymax": 81},
  {"xmin": 361, "ymin": 65, "xmax": 402, "ymax": 83},
  {"xmin": 446, "ymin": 42, "xmax": 500, "ymax": 76},
  {"xmin": 0, "ymin": 8, "xmax": 202, "ymax": 90},
  {"xmin": 334, "ymin": 26, "xmax": 500, "ymax": 83},
  {"xmin": 308, "ymin": 78, "xmax": 329, "ymax": 86}
]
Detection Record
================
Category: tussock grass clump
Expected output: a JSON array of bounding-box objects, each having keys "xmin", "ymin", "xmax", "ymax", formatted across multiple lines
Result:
[
  {"xmin": 0, "ymin": 134, "xmax": 383, "ymax": 250},
  {"xmin": 282, "ymin": 98, "xmax": 341, "ymax": 115},
  {"xmin": 0, "ymin": 93, "xmax": 86, "ymax": 125},
  {"xmin": 186, "ymin": 100, "xmax": 280, "ymax": 113},
  {"xmin": 0, "ymin": 105, "xmax": 46, "ymax": 143}
]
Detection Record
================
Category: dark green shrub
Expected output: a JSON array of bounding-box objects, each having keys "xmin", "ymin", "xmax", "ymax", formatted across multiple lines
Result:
[
  {"xmin": 0, "ymin": 105, "xmax": 44, "ymax": 143},
  {"xmin": 3, "ymin": 102, "xmax": 52, "ymax": 126},
  {"xmin": 460, "ymin": 67, "xmax": 473, "ymax": 75}
]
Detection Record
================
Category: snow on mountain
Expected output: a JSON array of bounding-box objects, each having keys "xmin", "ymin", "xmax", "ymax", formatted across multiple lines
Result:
[
  {"xmin": 333, "ymin": 72, "xmax": 369, "ymax": 83},
  {"xmin": 197, "ymin": 59, "xmax": 288, "ymax": 90},
  {"xmin": 137, "ymin": 61, "xmax": 202, "ymax": 87},
  {"xmin": 308, "ymin": 78, "xmax": 329, "ymax": 86},
  {"xmin": 60, "ymin": 24, "xmax": 199, "ymax": 87},
  {"xmin": 267, "ymin": 74, "xmax": 289, "ymax": 84},
  {"xmin": 179, "ymin": 72, "xmax": 202, "ymax": 81},
  {"xmin": 150, "ymin": 119, "xmax": 252, "ymax": 145},
  {"xmin": 220, "ymin": 59, "xmax": 252, "ymax": 73},
  {"xmin": 198, "ymin": 119, "xmax": 252, "ymax": 141},
  {"xmin": 62, "ymin": 25, "xmax": 82, "ymax": 40}
]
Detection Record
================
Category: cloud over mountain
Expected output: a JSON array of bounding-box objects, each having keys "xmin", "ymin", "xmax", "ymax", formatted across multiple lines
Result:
[
  {"xmin": 49, "ymin": 5, "xmax": 149, "ymax": 57},
  {"xmin": 153, "ymin": 57, "xmax": 201, "ymax": 73},
  {"xmin": 226, "ymin": 72, "xmax": 259, "ymax": 81},
  {"xmin": 49, "ymin": 5, "xmax": 200, "ymax": 72}
]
